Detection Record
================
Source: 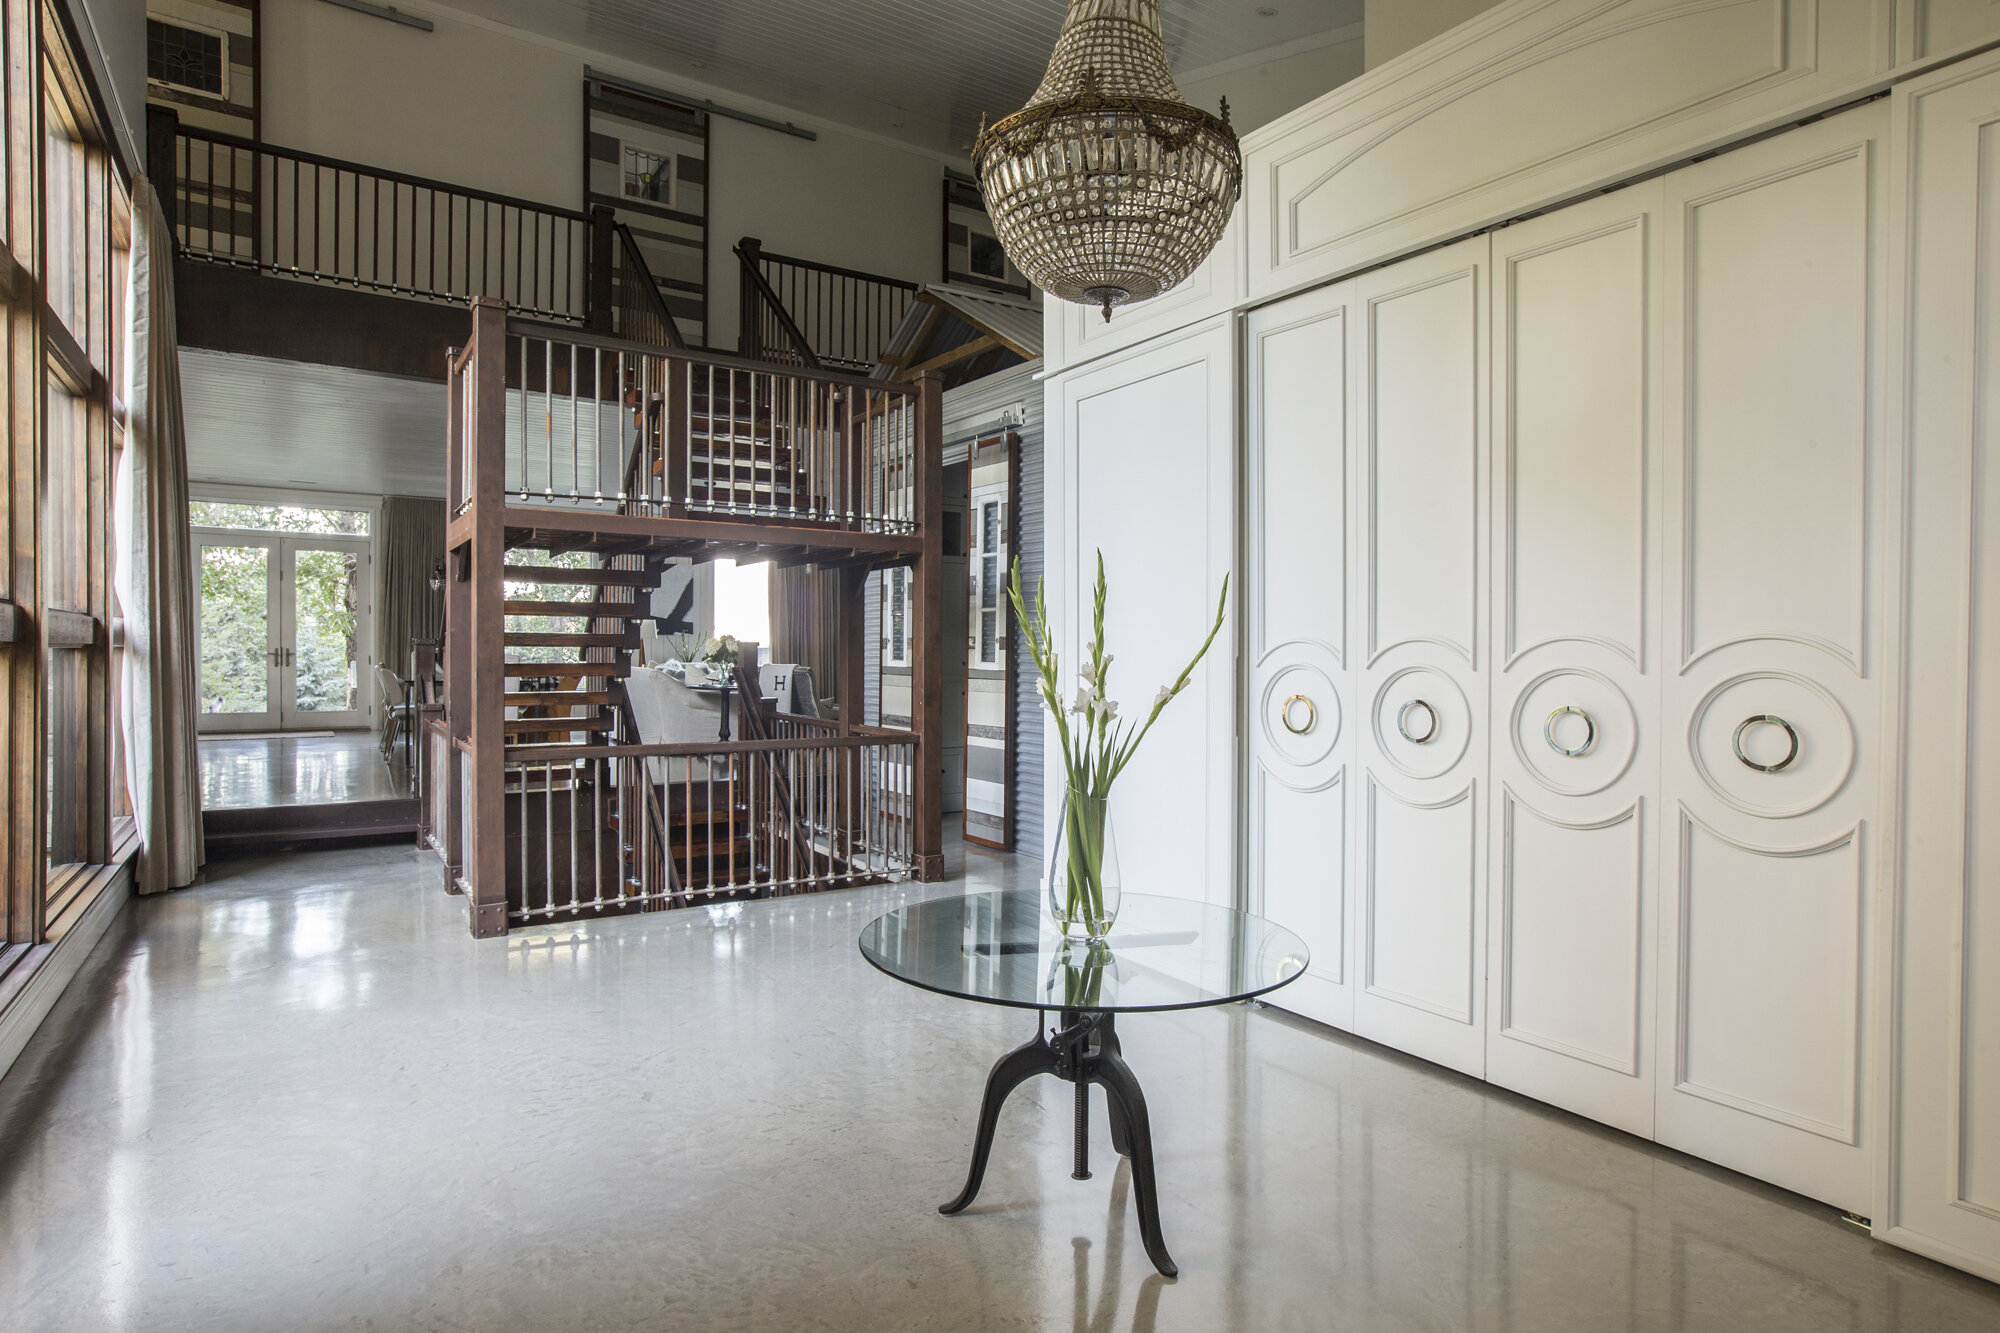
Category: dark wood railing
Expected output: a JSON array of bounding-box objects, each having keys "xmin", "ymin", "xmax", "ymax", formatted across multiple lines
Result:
[
  {"xmin": 154, "ymin": 107, "xmax": 603, "ymax": 327},
  {"xmin": 608, "ymin": 217, "xmax": 686, "ymax": 350},
  {"xmin": 473, "ymin": 317, "xmax": 928, "ymax": 535},
  {"xmin": 736, "ymin": 238, "xmax": 917, "ymax": 373}
]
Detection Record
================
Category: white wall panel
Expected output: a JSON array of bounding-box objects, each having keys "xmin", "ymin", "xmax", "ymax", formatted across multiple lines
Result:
[
  {"xmin": 1352, "ymin": 234, "xmax": 1490, "ymax": 1078},
  {"xmin": 1242, "ymin": 0, "xmax": 1891, "ymax": 302},
  {"xmin": 1897, "ymin": 0, "xmax": 2000, "ymax": 64},
  {"xmin": 1656, "ymin": 103, "xmax": 1888, "ymax": 1215},
  {"xmin": 1499, "ymin": 795, "xmax": 1644, "ymax": 1073},
  {"xmin": 1367, "ymin": 268, "xmax": 1481, "ymax": 665},
  {"xmin": 1486, "ymin": 182, "xmax": 1663, "ymax": 1137},
  {"xmin": 1050, "ymin": 321, "xmax": 1237, "ymax": 908},
  {"xmin": 1366, "ymin": 780, "xmax": 1479, "ymax": 1023},
  {"xmin": 1680, "ymin": 148, "xmax": 1872, "ymax": 670},
  {"xmin": 1246, "ymin": 285, "xmax": 1358, "ymax": 1030},
  {"xmin": 1502, "ymin": 216, "xmax": 1649, "ymax": 668},
  {"xmin": 1676, "ymin": 817, "xmax": 1864, "ymax": 1139},
  {"xmin": 1876, "ymin": 50, "xmax": 2000, "ymax": 1282}
]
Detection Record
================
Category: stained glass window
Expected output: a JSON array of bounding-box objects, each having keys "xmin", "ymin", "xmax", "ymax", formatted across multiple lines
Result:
[{"xmin": 148, "ymin": 20, "xmax": 225, "ymax": 98}]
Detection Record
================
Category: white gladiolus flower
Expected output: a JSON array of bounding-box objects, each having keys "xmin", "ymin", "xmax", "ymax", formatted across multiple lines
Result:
[
  {"xmin": 1071, "ymin": 684, "xmax": 1096, "ymax": 714},
  {"xmin": 1093, "ymin": 698, "xmax": 1119, "ymax": 723},
  {"xmin": 1154, "ymin": 686, "xmax": 1174, "ymax": 708}
]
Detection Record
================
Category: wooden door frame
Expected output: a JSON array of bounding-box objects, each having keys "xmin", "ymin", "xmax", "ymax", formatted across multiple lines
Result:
[{"xmin": 961, "ymin": 428, "xmax": 1019, "ymax": 851}]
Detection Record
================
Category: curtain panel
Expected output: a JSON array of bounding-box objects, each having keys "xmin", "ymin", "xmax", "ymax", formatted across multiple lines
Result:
[
  {"xmin": 377, "ymin": 497, "xmax": 446, "ymax": 694},
  {"xmin": 115, "ymin": 179, "xmax": 204, "ymax": 895},
  {"xmin": 769, "ymin": 566, "xmax": 841, "ymax": 714}
]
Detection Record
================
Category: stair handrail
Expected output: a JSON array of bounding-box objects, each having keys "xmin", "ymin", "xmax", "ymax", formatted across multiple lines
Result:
[
  {"xmin": 735, "ymin": 238, "xmax": 823, "ymax": 371},
  {"xmin": 734, "ymin": 237, "xmax": 919, "ymax": 372},
  {"xmin": 593, "ymin": 208, "xmax": 688, "ymax": 351},
  {"xmin": 730, "ymin": 643, "xmax": 820, "ymax": 880},
  {"xmin": 609, "ymin": 679, "xmax": 688, "ymax": 901}
]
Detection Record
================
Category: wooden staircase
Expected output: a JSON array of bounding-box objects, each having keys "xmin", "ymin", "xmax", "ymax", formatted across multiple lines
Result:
[
  {"xmin": 638, "ymin": 372, "xmax": 830, "ymax": 517},
  {"xmin": 500, "ymin": 560, "xmax": 661, "ymax": 748}
]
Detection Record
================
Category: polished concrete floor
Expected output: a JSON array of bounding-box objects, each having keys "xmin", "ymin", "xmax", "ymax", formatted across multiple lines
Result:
[
  {"xmin": 2, "ymin": 845, "xmax": 1998, "ymax": 1331},
  {"xmin": 199, "ymin": 732, "xmax": 409, "ymax": 809}
]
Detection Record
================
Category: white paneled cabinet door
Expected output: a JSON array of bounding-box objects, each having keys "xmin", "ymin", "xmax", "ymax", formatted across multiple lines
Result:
[
  {"xmin": 1247, "ymin": 283, "xmax": 1357, "ymax": 1032},
  {"xmin": 1351, "ymin": 236, "xmax": 1491, "ymax": 1079},
  {"xmin": 1655, "ymin": 104, "xmax": 1888, "ymax": 1215},
  {"xmin": 1878, "ymin": 53, "xmax": 2000, "ymax": 1283},
  {"xmin": 1485, "ymin": 183, "xmax": 1664, "ymax": 1138},
  {"xmin": 1055, "ymin": 321, "xmax": 1237, "ymax": 907}
]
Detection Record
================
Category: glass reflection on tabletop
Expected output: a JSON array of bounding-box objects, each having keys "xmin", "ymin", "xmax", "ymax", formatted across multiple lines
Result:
[{"xmin": 858, "ymin": 891, "xmax": 1309, "ymax": 1012}]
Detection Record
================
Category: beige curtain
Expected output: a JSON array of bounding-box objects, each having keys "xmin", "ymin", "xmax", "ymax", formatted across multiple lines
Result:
[
  {"xmin": 769, "ymin": 566, "xmax": 841, "ymax": 711},
  {"xmin": 377, "ymin": 496, "xmax": 446, "ymax": 686},
  {"xmin": 115, "ymin": 179, "xmax": 203, "ymax": 895}
]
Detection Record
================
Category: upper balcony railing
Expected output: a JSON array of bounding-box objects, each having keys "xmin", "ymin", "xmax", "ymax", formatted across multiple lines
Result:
[
  {"xmin": 736, "ymin": 238, "xmax": 918, "ymax": 374},
  {"xmin": 449, "ymin": 303, "xmax": 933, "ymax": 540},
  {"xmin": 162, "ymin": 115, "xmax": 594, "ymax": 325}
]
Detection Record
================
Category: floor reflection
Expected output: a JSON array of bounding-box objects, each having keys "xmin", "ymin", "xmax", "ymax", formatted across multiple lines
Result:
[
  {"xmin": 199, "ymin": 733, "xmax": 407, "ymax": 809},
  {"xmin": 0, "ymin": 843, "xmax": 1996, "ymax": 1330}
]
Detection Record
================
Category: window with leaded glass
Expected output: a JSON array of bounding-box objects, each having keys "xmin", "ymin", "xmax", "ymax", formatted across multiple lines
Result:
[{"xmin": 147, "ymin": 18, "xmax": 225, "ymax": 99}]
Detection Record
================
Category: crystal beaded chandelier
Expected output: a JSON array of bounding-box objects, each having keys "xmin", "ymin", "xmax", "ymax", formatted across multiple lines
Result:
[{"xmin": 972, "ymin": 0, "xmax": 1243, "ymax": 321}]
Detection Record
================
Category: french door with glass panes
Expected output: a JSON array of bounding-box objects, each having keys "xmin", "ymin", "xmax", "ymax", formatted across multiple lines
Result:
[{"xmin": 195, "ymin": 533, "xmax": 373, "ymax": 732}]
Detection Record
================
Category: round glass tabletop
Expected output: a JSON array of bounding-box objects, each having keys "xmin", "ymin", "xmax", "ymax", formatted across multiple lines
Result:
[{"xmin": 858, "ymin": 890, "xmax": 1309, "ymax": 1014}]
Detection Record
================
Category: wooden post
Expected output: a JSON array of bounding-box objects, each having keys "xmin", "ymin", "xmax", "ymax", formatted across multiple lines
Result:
[
  {"xmin": 664, "ymin": 352, "xmax": 688, "ymax": 516},
  {"xmin": 443, "ymin": 344, "xmax": 470, "ymax": 896},
  {"xmin": 737, "ymin": 237, "xmax": 763, "ymax": 360},
  {"xmin": 464, "ymin": 298, "xmax": 510, "ymax": 937},
  {"xmin": 835, "ymin": 565, "xmax": 868, "ymax": 733},
  {"xmin": 832, "ymin": 564, "xmax": 868, "ymax": 863},
  {"xmin": 733, "ymin": 639, "xmax": 768, "ymax": 735},
  {"xmin": 909, "ymin": 372, "xmax": 945, "ymax": 881},
  {"xmin": 588, "ymin": 205, "xmax": 615, "ymax": 334},
  {"xmin": 145, "ymin": 106, "xmax": 177, "ymax": 227}
]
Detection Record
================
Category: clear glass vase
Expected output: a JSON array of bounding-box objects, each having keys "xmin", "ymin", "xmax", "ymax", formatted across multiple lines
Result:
[{"xmin": 1048, "ymin": 787, "xmax": 1121, "ymax": 942}]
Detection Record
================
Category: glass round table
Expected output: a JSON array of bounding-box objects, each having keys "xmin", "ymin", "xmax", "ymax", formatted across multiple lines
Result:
[{"xmin": 859, "ymin": 890, "xmax": 1309, "ymax": 1277}]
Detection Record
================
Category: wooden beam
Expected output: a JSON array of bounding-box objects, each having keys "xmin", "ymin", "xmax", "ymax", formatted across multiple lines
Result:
[
  {"xmin": 835, "ymin": 566, "xmax": 869, "ymax": 731},
  {"xmin": 0, "ymin": 245, "xmax": 23, "ymax": 305},
  {"xmin": 465, "ymin": 298, "xmax": 511, "ymax": 938},
  {"xmin": 909, "ymin": 371, "xmax": 946, "ymax": 882},
  {"xmin": 905, "ymin": 334, "xmax": 1000, "ymax": 378},
  {"xmin": 499, "ymin": 505, "xmax": 925, "ymax": 557},
  {"xmin": 43, "ymin": 610, "xmax": 95, "ymax": 647}
]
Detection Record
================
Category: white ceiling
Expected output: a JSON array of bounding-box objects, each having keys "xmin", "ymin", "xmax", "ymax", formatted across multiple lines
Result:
[
  {"xmin": 448, "ymin": 0, "xmax": 1365, "ymax": 152},
  {"xmin": 181, "ymin": 350, "xmax": 448, "ymax": 499}
]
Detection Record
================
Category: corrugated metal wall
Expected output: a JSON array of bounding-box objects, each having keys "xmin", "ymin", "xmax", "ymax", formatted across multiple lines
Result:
[
  {"xmin": 859, "ymin": 363, "xmax": 1044, "ymax": 863},
  {"xmin": 941, "ymin": 363, "xmax": 1045, "ymax": 863}
]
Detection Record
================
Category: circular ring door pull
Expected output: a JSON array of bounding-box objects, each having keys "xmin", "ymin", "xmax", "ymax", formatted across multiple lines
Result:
[
  {"xmin": 1733, "ymin": 714, "xmax": 1800, "ymax": 773},
  {"xmin": 1544, "ymin": 705, "xmax": 1596, "ymax": 757},
  {"xmin": 1397, "ymin": 699, "xmax": 1440, "ymax": 745},
  {"xmin": 1280, "ymin": 694, "xmax": 1316, "ymax": 735}
]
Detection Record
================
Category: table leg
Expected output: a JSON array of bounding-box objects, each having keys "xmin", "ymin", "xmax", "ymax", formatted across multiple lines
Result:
[
  {"xmin": 939, "ymin": 1021, "xmax": 1060, "ymax": 1216},
  {"xmin": 938, "ymin": 1010, "xmax": 1177, "ymax": 1278},
  {"xmin": 1086, "ymin": 1019, "xmax": 1176, "ymax": 1279}
]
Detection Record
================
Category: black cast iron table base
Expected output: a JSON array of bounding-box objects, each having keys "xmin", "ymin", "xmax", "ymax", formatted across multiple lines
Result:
[{"xmin": 939, "ymin": 1009, "xmax": 1177, "ymax": 1278}]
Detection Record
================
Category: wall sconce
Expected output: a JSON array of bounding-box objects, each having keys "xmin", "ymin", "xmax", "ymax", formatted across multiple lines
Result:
[{"xmin": 428, "ymin": 561, "xmax": 445, "ymax": 593}]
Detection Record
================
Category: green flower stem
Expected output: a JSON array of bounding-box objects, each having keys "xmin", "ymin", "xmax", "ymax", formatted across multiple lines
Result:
[{"xmin": 1064, "ymin": 789, "xmax": 1109, "ymax": 933}]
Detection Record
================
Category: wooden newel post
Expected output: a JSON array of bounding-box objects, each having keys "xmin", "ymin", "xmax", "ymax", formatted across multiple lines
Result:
[
  {"xmin": 464, "ymin": 298, "xmax": 511, "ymax": 937},
  {"xmin": 588, "ymin": 205, "xmax": 615, "ymax": 334},
  {"xmin": 910, "ymin": 371, "xmax": 946, "ymax": 881},
  {"xmin": 737, "ymin": 237, "xmax": 763, "ymax": 360},
  {"xmin": 145, "ymin": 106, "xmax": 178, "ymax": 225}
]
